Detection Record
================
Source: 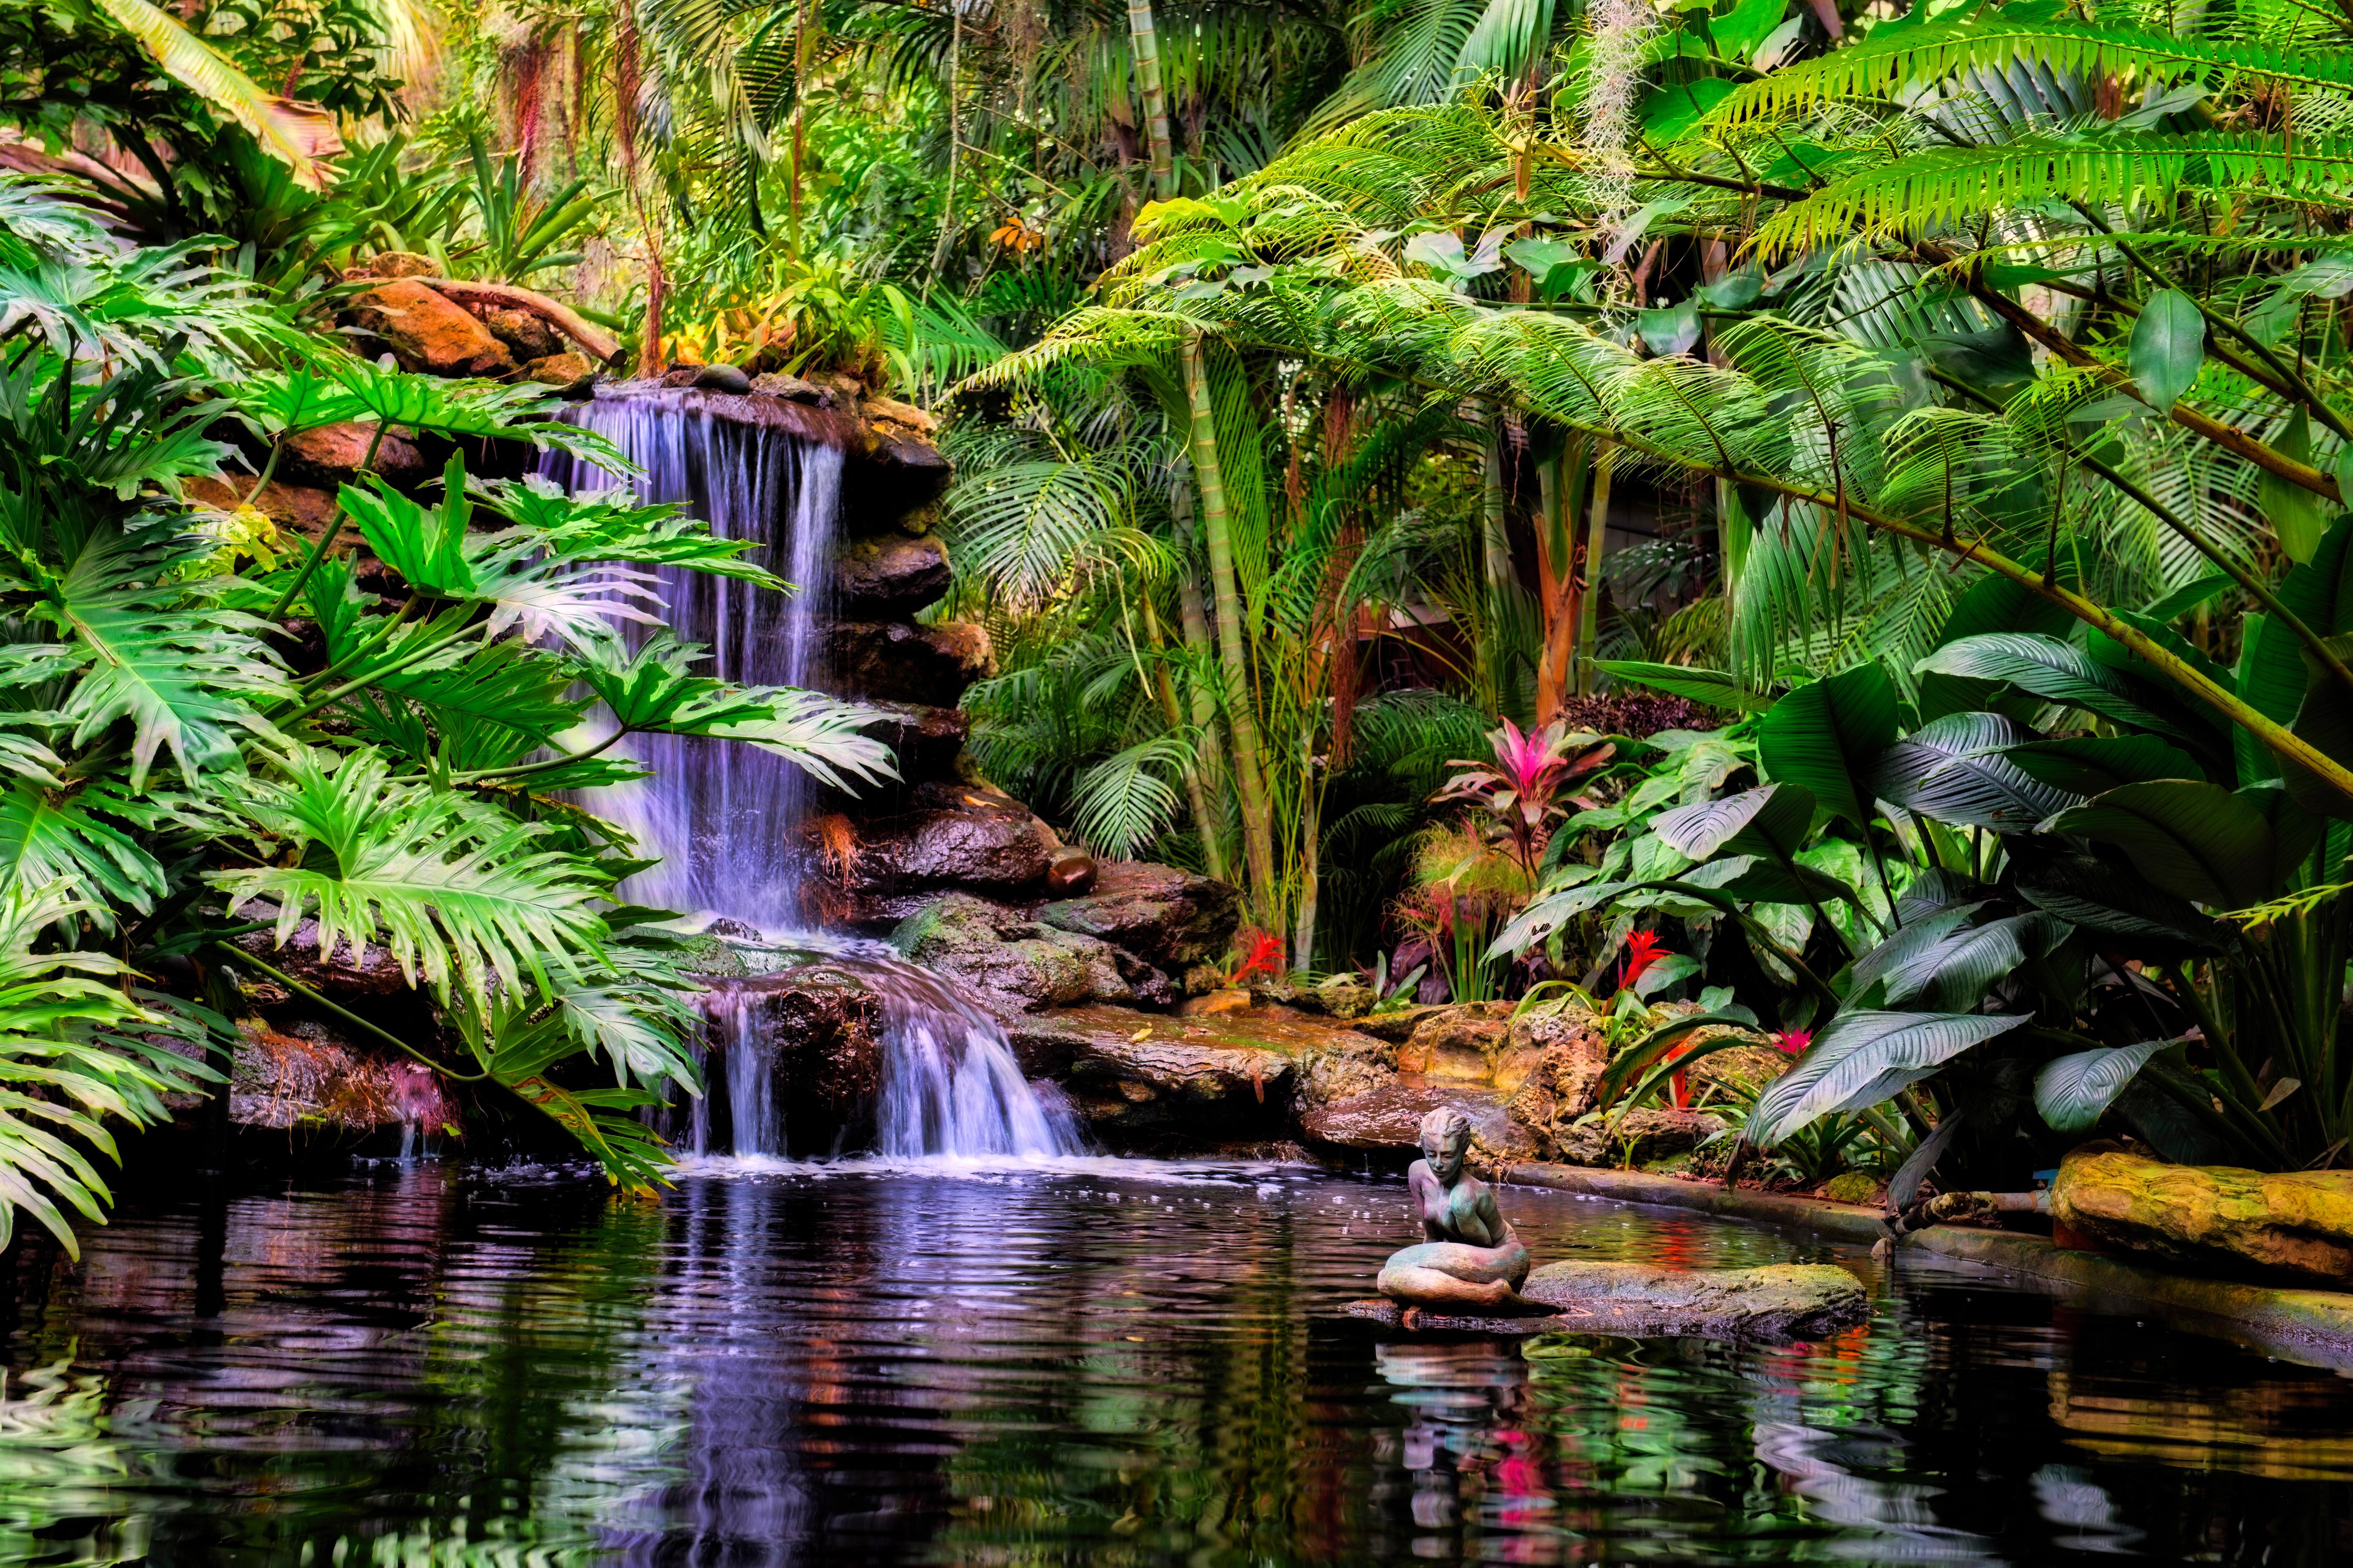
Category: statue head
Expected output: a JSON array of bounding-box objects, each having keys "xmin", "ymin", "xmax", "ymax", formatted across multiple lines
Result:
[{"xmin": 1417, "ymin": 1106, "xmax": 1474, "ymax": 1182}]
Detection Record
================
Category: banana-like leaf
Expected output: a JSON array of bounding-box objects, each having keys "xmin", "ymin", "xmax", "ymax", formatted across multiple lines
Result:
[
  {"xmin": 2013, "ymin": 855, "xmax": 2223, "ymax": 949},
  {"xmin": 1759, "ymin": 661, "xmax": 1900, "ymax": 828},
  {"xmin": 2043, "ymin": 780, "xmax": 2278, "ymax": 909},
  {"xmin": 1872, "ymin": 711, "xmax": 2079, "ymax": 831},
  {"xmin": 93, "ymin": 0, "xmax": 341, "ymax": 189},
  {"xmin": 1651, "ymin": 782, "xmax": 1815, "ymax": 863},
  {"xmin": 1877, "ymin": 911, "xmax": 2071, "ymax": 1013},
  {"xmin": 1886, "ymin": 1109, "xmax": 1963, "ymax": 1210},
  {"xmin": 1593, "ymin": 660, "xmax": 1775, "ymax": 712},
  {"xmin": 1674, "ymin": 854, "xmax": 1856, "ymax": 906},
  {"xmin": 1846, "ymin": 901, "xmax": 1983, "ymax": 1003},
  {"xmin": 2035, "ymin": 1039, "xmax": 2180, "ymax": 1134},
  {"xmin": 2004, "ymin": 735, "xmax": 2203, "ymax": 795},
  {"xmin": 2130, "ymin": 289, "xmax": 2205, "ymax": 410},
  {"xmin": 1915, "ymin": 633, "xmax": 2186, "ymax": 737},
  {"xmin": 1746, "ymin": 1010, "xmax": 2028, "ymax": 1146}
]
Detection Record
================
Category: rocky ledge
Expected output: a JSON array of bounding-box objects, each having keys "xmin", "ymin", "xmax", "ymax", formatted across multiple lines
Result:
[{"xmin": 1345, "ymin": 1260, "xmax": 1867, "ymax": 1341}]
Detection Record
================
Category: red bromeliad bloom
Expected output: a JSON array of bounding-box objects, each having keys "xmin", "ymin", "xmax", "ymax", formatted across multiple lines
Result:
[
  {"xmin": 1229, "ymin": 930, "xmax": 1285, "ymax": 987},
  {"xmin": 1619, "ymin": 929, "xmax": 1668, "ymax": 993},
  {"xmin": 1771, "ymin": 1028, "xmax": 1813, "ymax": 1056}
]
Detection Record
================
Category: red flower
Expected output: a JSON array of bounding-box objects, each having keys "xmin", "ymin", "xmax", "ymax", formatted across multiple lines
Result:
[
  {"xmin": 1228, "ymin": 930, "xmax": 1285, "ymax": 987},
  {"xmin": 1619, "ymin": 929, "xmax": 1668, "ymax": 993},
  {"xmin": 1771, "ymin": 1028, "xmax": 1813, "ymax": 1056}
]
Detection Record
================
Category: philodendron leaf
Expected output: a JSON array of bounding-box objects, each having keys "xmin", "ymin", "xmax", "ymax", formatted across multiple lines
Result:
[
  {"xmin": 1759, "ymin": 661, "xmax": 1899, "ymax": 828},
  {"xmin": 1746, "ymin": 1010, "xmax": 2028, "ymax": 1146},
  {"xmin": 2263, "ymin": 409, "xmax": 2326, "ymax": 564},
  {"xmin": 1651, "ymin": 783, "xmax": 1814, "ymax": 862},
  {"xmin": 2035, "ymin": 1039, "xmax": 2179, "ymax": 1132},
  {"xmin": 2043, "ymin": 779, "xmax": 2277, "ymax": 909},
  {"xmin": 2129, "ymin": 288, "xmax": 2205, "ymax": 410}
]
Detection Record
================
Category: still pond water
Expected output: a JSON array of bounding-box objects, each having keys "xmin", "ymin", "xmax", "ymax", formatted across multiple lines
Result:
[{"xmin": 2, "ymin": 1158, "xmax": 2349, "ymax": 1566}]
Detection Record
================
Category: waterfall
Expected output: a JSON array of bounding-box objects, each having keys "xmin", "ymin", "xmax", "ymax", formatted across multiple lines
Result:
[
  {"xmin": 858, "ymin": 952, "xmax": 1085, "ymax": 1160},
  {"xmin": 545, "ymin": 388, "xmax": 1083, "ymax": 1164},
  {"xmin": 540, "ymin": 388, "xmax": 843, "ymax": 931}
]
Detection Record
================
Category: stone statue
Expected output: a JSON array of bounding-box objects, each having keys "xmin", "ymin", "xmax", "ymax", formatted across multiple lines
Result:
[{"xmin": 1377, "ymin": 1106, "xmax": 1539, "ymax": 1316}]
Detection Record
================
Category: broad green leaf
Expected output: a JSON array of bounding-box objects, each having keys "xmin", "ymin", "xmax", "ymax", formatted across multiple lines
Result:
[
  {"xmin": 2236, "ymin": 612, "xmax": 2306, "ymax": 786},
  {"xmin": 1594, "ymin": 660, "xmax": 1774, "ymax": 711},
  {"xmin": 0, "ymin": 784, "xmax": 165, "ymax": 925},
  {"xmin": 1915, "ymin": 633, "xmax": 2185, "ymax": 736},
  {"xmin": 1759, "ymin": 661, "xmax": 1899, "ymax": 828},
  {"xmin": 1872, "ymin": 711, "xmax": 2080, "ymax": 832},
  {"xmin": 2142, "ymin": 573, "xmax": 2232, "ymax": 622},
  {"xmin": 1876, "ymin": 911, "xmax": 2070, "ymax": 1013},
  {"xmin": 2277, "ymin": 512, "xmax": 2353, "ymax": 635},
  {"xmin": 2035, "ymin": 1039, "xmax": 2177, "ymax": 1133},
  {"xmin": 1593, "ymin": 1011, "xmax": 1762, "ymax": 1107},
  {"xmin": 2013, "ymin": 855, "xmax": 2223, "ymax": 949},
  {"xmin": 1746, "ymin": 1010, "xmax": 2027, "ymax": 1146},
  {"xmin": 2003, "ymin": 735, "xmax": 2201, "ymax": 794},
  {"xmin": 1651, "ymin": 782, "xmax": 1813, "ymax": 862},
  {"xmin": 1673, "ymin": 854, "xmax": 1855, "ymax": 906},
  {"xmin": 2129, "ymin": 288, "xmax": 2205, "ymax": 410},
  {"xmin": 2263, "ymin": 409, "xmax": 2326, "ymax": 563},
  {"xmin": 2043, "ymin": 779, "xmax": 2277, "ymax": 908}
]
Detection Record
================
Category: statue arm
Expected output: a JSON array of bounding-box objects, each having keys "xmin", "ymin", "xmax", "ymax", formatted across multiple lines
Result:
[
  {"xmin": 1406, "ymin": 1164, "xmax": 1449, "ymax": 1240},
  {"xmin": 1474, "ymin": 1186, "xmax": 1519, "ymax": 1248}
]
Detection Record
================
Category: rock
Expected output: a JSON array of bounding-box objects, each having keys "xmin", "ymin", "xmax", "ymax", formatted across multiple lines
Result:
[
  {"xmin": 1035, "ymin": 861, "xmax": 1242, "ymax": 971},
  {"xmin": 229, "ymin": 1018, "xmax": 456, "ymax": 1135},
  {"xmin": 836, "ymin": 781, "xmax": 1055, "ymax": 896},
  {"xmin": 346, "ymin": 279, "xmax": 516, "ymax": 377},
  {"xmin": 1822, "ymin": 1172, "xmax": 1883, "ymax": 1206},
  {"xmin": 1499, "ymin": 996, "xmax": 1612, "ymax": 1156},
  {"xmin": 478, "ymin": 305, "xmax": 562, "ymax": 361},
  {"xmin": 2050, "ymin": 1144, "xmax": 2353, "ymax": 1284},
  {"xmin": 276, "ymin": 420, "xmax": 428, "ymax": 490},
  {"xmin": 752, "ymin": 371, "xmax": 828, "ymax": 403},
  {"xmin": 232, "ymin": 919, "xmax": 415, "ymax": 998},
  {"xmin": 521, "ymin": 351, "xmax": 594, "ymax": 388},
  {"xmin": 184, "ymin": 475, "xmax": 342, "ymax": 542},
  {"xmin": 1685, "ymin": 1041, "xmax": 1792, "ymax": 1102},
  {"xmin": 809, "ymin": 371, "xmax": 865, "ymax": 407},
  {"xmin": 659, "ymin": 364, "xmax": 703, "ymax": 388},
  {"xmin": 1006, "ymin": 1003, "xmax": 1390, "ymax": 1139},
  {"xmin": 1397, "ymin": 1003, "xmax": 1515, "ymax": 1083},
  {"xmin": 850, "ymin": 701, "xmax": 968, "ymax": 782},
  {"xmin": 865, "ymin": 396, "xmax": 938, "ymax": 437},
  {"xmin": 1298, "ymin": 1031, "xmax": 1396, "ymax": 1106},
  {"xmin": 1520, "ymin": 1261, "xmax": 1868, "ymax": 1340},
  {"xmin": 1046, "ymin": 849, "xmax": 1097, "ymax": 895},
  {"xmin": 694, "ymin": 968, "xmax": 884, "ymax": 1148},
  {"xmin": 826, "ymin": 619, "xmax": 994, "ymax": 704},
  {"xmin": 693, "ymin": 362, "xmax": 754, "ymax": 393},
  {"xmin": 1315, "ymin": 974, "xmax": 1375, "ymax": 1019},
  {"xmin": 1352, "ymin": 1006, "xmax": 1444, "ymax": 1044},
  {"xmin": 1181, "ymin": 989, "xmax": 1252, "ymax": 1016},
  {"xmin": 834, "ymin": 532, "xmax": 951, "ymax": 616},
  {"xmin": 1557, "ymin": 1107, "xmax": 1725, "ymax": 1168},
  {"xmin": 349, "ymin": 250, "xmax": 439, "ymax": 280},
  {"xmin": 1300, "ymin": 1081, "xmax": 1537, "ymax": 1169},
  {"xmin": 858, "ymin": 424, "xmax": 954, "ymax": 514},
  {"xmin": 892, "ymin": 894, "xmax": 1173, "ymax": 1014}
]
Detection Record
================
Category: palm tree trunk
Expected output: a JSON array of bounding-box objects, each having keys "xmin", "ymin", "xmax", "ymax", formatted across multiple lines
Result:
[
  {"xmin": 1183, "ymin": 331, "xmax": 1278, "ymax": 926},
  {"xmin": 1573, "ymin": 442, "xmax": 1615, "ymax": 696},
  {"xmin": 1125, "ymin": 0, "xmax": 1175, "ymax": 199},
  {"xmin": 1534, "ymin": 437, "xmax": 1590, "ymax": 723},
  {"xmin": 1293, "ymin": 783, "xmax": 1320, "ymax": 968},
  {"xmin": 1481, "ymin": 430, "xmax": 1511, "ymax": 713},
  {"xmin": 1144, "ymin": 594, "xmax": 1230, "ymax": 882}
]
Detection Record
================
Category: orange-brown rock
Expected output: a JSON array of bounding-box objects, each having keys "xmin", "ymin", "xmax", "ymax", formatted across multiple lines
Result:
[
  {"xmin": 277, "ymin": 420, "xmax": 428, "ymax": 490},
  {"xmin": 521, "ymin": 351, "xmax": 594, "ymax": 388},
  {"xmin": 347, "ymin": 278, "xmax": 515, "ymax": 377},
  {"xmin": 478, "ymin": 305, "xmax": 561, "ymax": 360},
  {"xmin": 185, "ymin": 474, "xmax": 341, "ymax": 540},
  {"xmin": 2052, "ymin": 1144, "xmax": 2353, "ymax": 1284}
]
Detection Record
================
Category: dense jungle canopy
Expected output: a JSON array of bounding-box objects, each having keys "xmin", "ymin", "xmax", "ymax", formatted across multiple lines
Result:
[{"xmin": 11, "ymin": 0, "xmax": 2353, "ymax": 1243}]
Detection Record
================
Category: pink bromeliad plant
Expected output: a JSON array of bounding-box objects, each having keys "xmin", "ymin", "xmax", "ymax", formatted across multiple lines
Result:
[{"xmin": 1433, "ymin": 719, "xmax": 1613, "ymax": 874}]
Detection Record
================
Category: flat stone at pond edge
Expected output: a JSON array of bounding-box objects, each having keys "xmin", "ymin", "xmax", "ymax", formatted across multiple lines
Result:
[
  {"xmin": 2052, "ymin": 1142, "xmax": 2353, "ymax": 1284},
  {"xmin": 1519, "ymin": 1260, "xmax": 1867, "ymax": 1340}
]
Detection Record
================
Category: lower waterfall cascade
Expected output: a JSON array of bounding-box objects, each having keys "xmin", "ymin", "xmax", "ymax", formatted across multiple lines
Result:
[{"xmin": 541, "ymin": 390, "xmax": 1079, "ymax": 1161}]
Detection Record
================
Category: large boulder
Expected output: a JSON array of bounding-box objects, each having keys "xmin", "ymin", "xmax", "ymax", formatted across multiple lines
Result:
[
  {"xmin": 1035, "ymin": 861, "xmax": 1241, "ymax": 972},
  {"xmin": 1300, "ymin": 1080, "xmax": 1537, "ymax": 1168},
  {"xmin": 477, "ymin": 304, "xmax": 562, "ymax": 361},
  {"xmin": 835, "ymin": 782, "xmax": 1055, "ymax": 899},
  {"xmin": 893, "ymin": 894, "xmax": 1173, "ymax": 1014},
  {"xmin": 827, "ymin": 619, "xmax": 994, "ymax": 704},
  {"xmin": 694, "ymin": 968, "xmax": 884, "ymax": 1149},
  {"xmin": 1006, "ymin": 1005, "xmax": 1294, "ymax": 1138},
  {"xmin": 232, "ymin": 918, "xmax": 414, "ymax": 998},
  {"xmin": 1520, "ymin": 1261, "xmax": 1868, "ymax": 1339},
  {"xmin": 2051, "ymin": 1143, "xmax": 2353, "ymax": 1284},
  {"xmin": 852, "ymin": 702, "xmax": 968, "ymax": 783},
  {"xmin": 1501, "ymin": 998, "xmax": 1613, "ymax": 1157},
  {"xmin": 1557, "ymin": 1107, "xmax": 1726, "ymax": 1169},
  {"xmin": 229, "ymin": 1019, "xmax": 457, "ymax": 1135},
  {"xmin": 277, "ymin": 420, "xmax": 430, "ymax": 490},
  {"xmin": 1397, "ymin": 1003, "xmax": 1516, "ymax": 1083},
  {"xmin": 346, "ymin": 279, "xmax": 516, "ymax": 377},
  {"xmin": 836, "ymin": 532, "xmax": 952, "ymax": 616}
]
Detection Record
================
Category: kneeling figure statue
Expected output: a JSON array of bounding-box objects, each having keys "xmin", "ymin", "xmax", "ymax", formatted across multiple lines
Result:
[{"xmin": 1377, "ymin": 1106, "xmax": 1539, "ymax": 1315}]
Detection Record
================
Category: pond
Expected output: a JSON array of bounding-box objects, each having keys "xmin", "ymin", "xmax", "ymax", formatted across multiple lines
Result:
[{"xmin": 3, "ymin": 1158, "xmax": 2350, "ymax": 1565}]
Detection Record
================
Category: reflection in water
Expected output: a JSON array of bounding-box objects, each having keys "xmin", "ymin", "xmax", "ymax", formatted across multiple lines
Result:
[{"xmin": 4, "ymin": 1164, "xmax": 2353, "ymax": 1565}]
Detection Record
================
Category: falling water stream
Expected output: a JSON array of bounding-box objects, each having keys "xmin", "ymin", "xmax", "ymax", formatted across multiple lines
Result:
[{"xmin": 542, "ymin": 387, "xmax": 1079, "ymax": 1161}]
